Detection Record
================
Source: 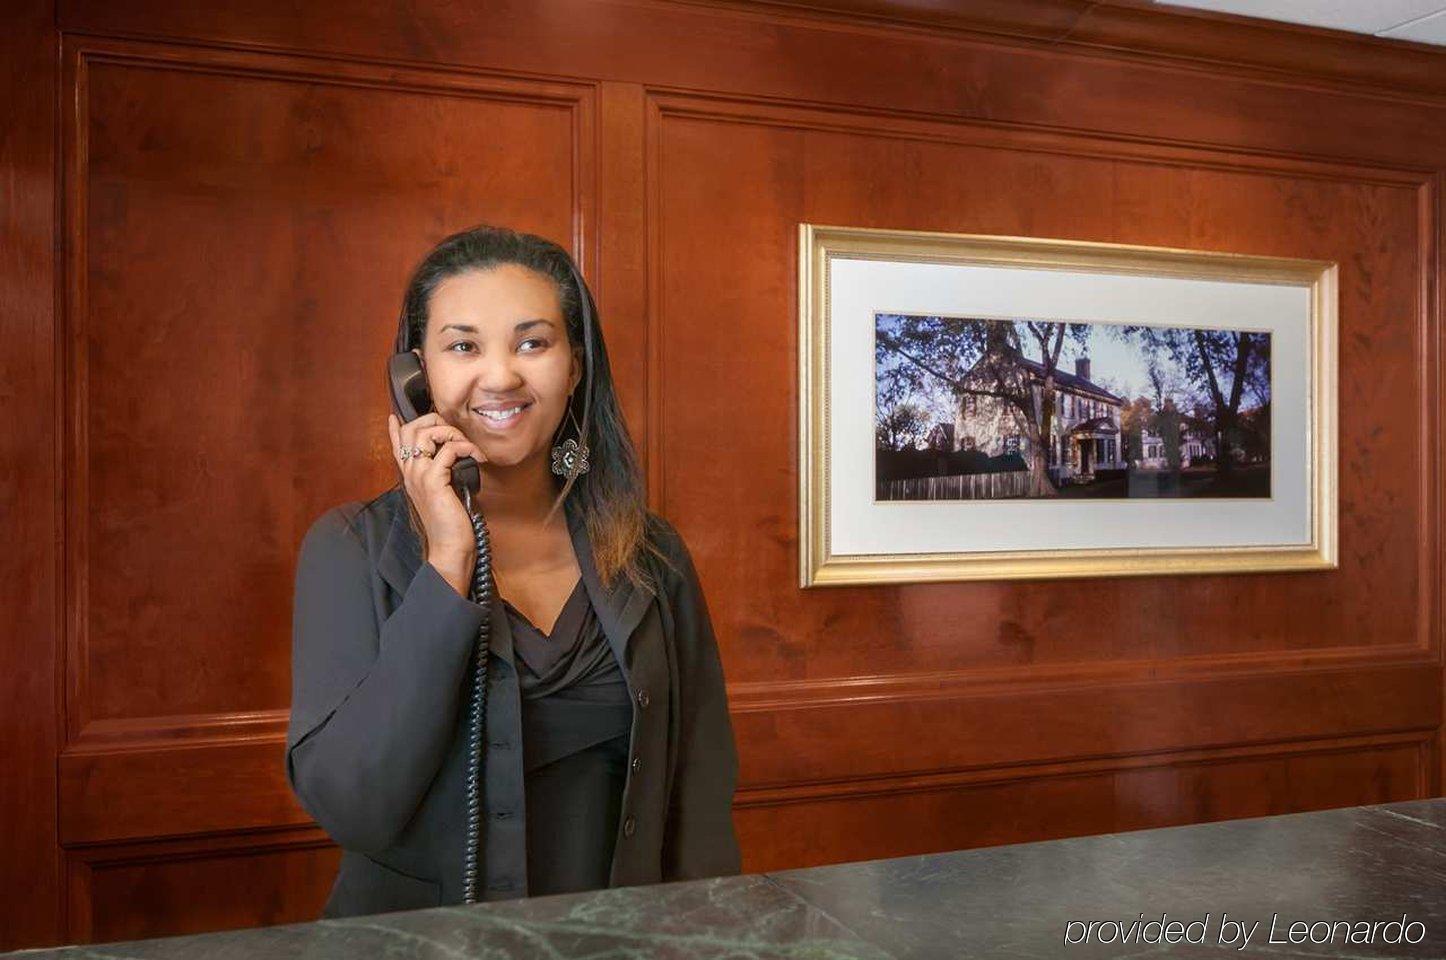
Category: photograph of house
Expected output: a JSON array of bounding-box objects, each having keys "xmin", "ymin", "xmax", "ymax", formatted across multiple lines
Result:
[
  {"xmin": 875, "ymin": 314, "xmax": 1270, "ymax": 501},
  {"xmin": 955, "ymin": 354, "xmax": 1128, "ymax": 487}
]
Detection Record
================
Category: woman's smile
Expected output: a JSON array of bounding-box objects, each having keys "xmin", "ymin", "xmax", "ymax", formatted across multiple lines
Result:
[{"xmin": 474, "ymin": 401, "xmax": 533, "ymax": 431}]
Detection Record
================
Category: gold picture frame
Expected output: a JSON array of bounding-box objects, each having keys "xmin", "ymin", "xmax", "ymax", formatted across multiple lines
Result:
[{"xmin": 798, "ymin": 223, "xmax": 1338, "ymax": 587}]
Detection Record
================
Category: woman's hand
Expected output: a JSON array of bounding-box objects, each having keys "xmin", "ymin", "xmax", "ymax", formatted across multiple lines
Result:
[{"xmin": 387, "ymin": 412, "xmax": 485, "ymax": 583}]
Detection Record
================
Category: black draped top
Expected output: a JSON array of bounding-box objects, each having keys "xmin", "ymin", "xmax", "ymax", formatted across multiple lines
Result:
[{"xmin": 497, "ymin": 577, "xmax": 632, "ymax": 897}]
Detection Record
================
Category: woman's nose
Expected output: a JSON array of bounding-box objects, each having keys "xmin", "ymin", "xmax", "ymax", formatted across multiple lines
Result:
[{"xmin": 473, "ymin": 353, "xmax": 525, "ymax": 390}]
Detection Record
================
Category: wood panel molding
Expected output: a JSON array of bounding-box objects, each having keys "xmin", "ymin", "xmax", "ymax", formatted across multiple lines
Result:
[
  {"xmin": 58, "ymin": 0, "xmax": 1446, "ymax": 106},
  {"xmin": 60, "ymin": 34, "xmax": 599, "ymax": 744},
  {"xmin": 644, "ymin": 86, "xmax": 1440, "ymax": 183},
  {"xmin": 58, "ymin": 1, "xmax": 1446, "ymax": 170},
  {"xmin": 68, "ymin": 710, "xmax": 289, "ymax": 751},
  {"xmin": 735, "ymin": 731, "xmax": 1434, "ymax": 807},
  {"xmin": 731, "ymin": 660, "xmax": 1441, "ymax": 786},
  {"xmin": 730, "ymin": 643, "xmax": 1438, "ymax": 709},
  {"xmin": 712, "ymin": 0, "xmax": 1446, "ymax": 103},
  {"xmin": 58, "ymin": 656, "xmax": 1440, "ymax": 844},
  {"xmin": 735, "ymin": 734, "xmax": 1431, "ymax": 871},
  {"xmin": 2, "ymin": 0, "xmax": 62, "ymax": 949},
  {"xmin": 66, "ymin": 826, "xmax": 339, "ymax": 944},
  {"xmin": 60, "ymin": 737, "xmax": 310, "ymax": 845},
  {"xmin": 63, "ymin": 735, "xmax": 1430, "ymax": 940}
]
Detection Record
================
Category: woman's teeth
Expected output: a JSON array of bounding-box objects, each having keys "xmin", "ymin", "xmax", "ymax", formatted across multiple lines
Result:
[{"xmin": 477, "ymin": 403, "xmax": 529, "ymax": 425}]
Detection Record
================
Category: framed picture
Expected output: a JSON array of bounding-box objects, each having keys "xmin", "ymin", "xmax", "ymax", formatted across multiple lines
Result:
[{"xmin": 798, "ymin": 223, "xmax": 1337, "ymax": 587}]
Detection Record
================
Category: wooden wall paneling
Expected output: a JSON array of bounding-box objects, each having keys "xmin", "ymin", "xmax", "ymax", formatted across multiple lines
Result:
[
  {"xmin": 65, "ymin": 828, "xmax": 339, "ymax": 944},
  {"xmin": 51, "ymin": 32, "xmax": 598, "ymax": 939},
  {"xmin": 731, "ymin": 661, "xmax": 1440, "ymax": 788},
  {"xmin": 734, "ymin": 733, "xmax": 1431, "ymax": 871},
  {"xmin": 54, "ymin": 656, "xmax": 1440, "ymax": 847},
  {"xmin": 734, "ymin": 0, "xmax": 1446, "ymax": 101},
  {"xmin": 57, "ymin": 0, "xmax": 1446, "ymax": 170},
  {"xmin": 0, "ymin": 0, "xmax": 62, "ymax": 950},
  {"xmin": 53, "ymin": 650, "xmax": 1439, "ymax": 847},
  {"xmin": 646, "ymin": 86, "xmax": 1442, "ymax": 834},
  {"xmin": 649, "ymin": 90, "xmax": 1434, "ymax": 675},
  {"xmin": 1439, "ymin": 168, "xmax": 1446, "ymax": 793},
  {"xmin": 59, "ymin": 738, "xmax": 310, "ymax": 845},
  {"xmin": 61, "ymin": 34, "xmax": 595, "ymax": 733},
  {"xmin": 0, "ymin": 0, "xmax": 1436, "ymax": 950},
  {"xmin": 597, "ymin": 81, "xmax": 652, "ymax": 468},
  {"xmin": 62, "ymin": 0, "xmax": 1446, "ymax": 102},
  {"xmin": 59, "ymin": 30, "xmax": 594, "ymax": 736}
]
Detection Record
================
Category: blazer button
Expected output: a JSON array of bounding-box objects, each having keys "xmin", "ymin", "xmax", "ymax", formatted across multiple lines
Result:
[
  {"xmin": 636, "ymin": 689, "xmax": 650, "ymax": 708},
  {"xmin": 623, "ymin": 815, "xmax": 636, "ymax": 837},
  {"xmin": 631, "ymin": 755, "xmax": 642, "ymax": 773}
]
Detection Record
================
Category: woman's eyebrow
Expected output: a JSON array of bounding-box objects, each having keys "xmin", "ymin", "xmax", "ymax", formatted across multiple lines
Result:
[{"xmin": 438, "ymin": 318, "xmax": 557, "ymax": 334}]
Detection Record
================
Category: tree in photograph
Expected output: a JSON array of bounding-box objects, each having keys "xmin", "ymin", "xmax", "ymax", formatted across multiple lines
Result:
[
  {"xmin": 876, "ymin": 314, "xmax": 1090, "ymax": 496},
  {"xmin": 875, "ymin": 372, "xmax": 930, "ymax": 450},
  {"xmin": 1140, "ymin": 355, "xmax": 1186, "ymax": 474},
  {"xmin": 1141, "ymin": 349, "xmax": 1185, "ymax": 410},
  {"xmin": 1237, "ymin": 339, "xmax": 1272, "ymax": 463},
  {"xmin": 1091, "ymin": 374, "xmax": 1127, "ymax": 401},
  {"xmin": 1121, "ymin": 324, "xmax": 1271, "ymax": 476},
  {"xmin": 1155, "ymin": 398, "xmax": 1183, "ymax": 472},
  {"xmin": 1120, "ymin": 396, "xmax": 1153, "ymax": 462}
]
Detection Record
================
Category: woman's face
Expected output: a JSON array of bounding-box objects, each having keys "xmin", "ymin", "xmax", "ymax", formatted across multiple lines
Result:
[{"xmin": 419, "ymin": 264, "xmax": 581, "ymax": 470}]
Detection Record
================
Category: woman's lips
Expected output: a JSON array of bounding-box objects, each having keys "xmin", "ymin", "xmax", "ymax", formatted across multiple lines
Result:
[{"xmin": 474, "ymin": 402, "xmax": 531, "ymax": 431}]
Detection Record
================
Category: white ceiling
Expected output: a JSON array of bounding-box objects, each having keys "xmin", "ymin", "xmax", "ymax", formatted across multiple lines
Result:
[{"xmin": 1152, "ymin": 1, "xmax": 1446, "ymax": 45}]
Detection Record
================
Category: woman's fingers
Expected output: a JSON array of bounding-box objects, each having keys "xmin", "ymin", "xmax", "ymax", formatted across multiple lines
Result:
[
  {"xmin": 389, "ymin": 413, "xmax": 466, "ymax": 458},
  {"xmin": 410, "ymin": 422, "xmax": 469, "ymax": 456},
  {"xmin": 386, "ymin": 414, "xmax": 480, "ymax": 556},
  {"xmin": 388, "ymin": 414, "xmax": 487, "ymax": 486},
  {"xmin": 387, "ymin": 412, "xmax": 408, "ymax": 470},
  {"xmin": 393, "ymin": 411, "xmax": 444, "ymax": 450},
  {"xmin": 431, "ymin": 436, "xmax": 484, "ymax": 469},
  {"xmin": 389, "ymin": 414, "xmax": 444, "ymax": 470}
]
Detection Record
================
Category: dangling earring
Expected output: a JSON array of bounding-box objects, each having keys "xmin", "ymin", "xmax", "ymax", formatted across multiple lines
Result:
[{"xmin": 551, "ymin": 401, "xmax": 591, "ymax": 478}]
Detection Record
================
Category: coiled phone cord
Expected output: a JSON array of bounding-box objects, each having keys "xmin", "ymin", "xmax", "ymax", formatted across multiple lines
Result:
[{"xmin": 459, "ymin": 484, "xmax": 493, "ymax": 905}]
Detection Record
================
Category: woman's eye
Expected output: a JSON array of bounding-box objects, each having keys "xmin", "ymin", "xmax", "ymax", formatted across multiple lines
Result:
[{"xmin": 446, "ymin": 338, "xmax": 547, "ymax": 354}]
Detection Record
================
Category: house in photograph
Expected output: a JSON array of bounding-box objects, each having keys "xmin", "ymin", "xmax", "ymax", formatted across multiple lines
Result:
[
  {"xmin": 1136, "ymin": 426, "xmax": 1217, "ymax": 469},
  {"xmin": 1134, "ymin": 402, "xmax": 1272, "ymax": 468},
  {"xmin": 953, "ymin": 352, "xmax": 1126, "ymax": 485}
]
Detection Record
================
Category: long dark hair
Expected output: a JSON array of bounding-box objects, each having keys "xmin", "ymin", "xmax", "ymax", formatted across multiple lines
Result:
[{"xmin": 396, "ymin": 224, "xmax": 673, "ymax": 592}]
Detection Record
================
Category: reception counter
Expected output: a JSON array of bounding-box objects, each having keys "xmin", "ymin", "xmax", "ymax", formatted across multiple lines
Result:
[{"xmin": 10, "ymin": 798, "xmax": 1444, "ymax": 959}]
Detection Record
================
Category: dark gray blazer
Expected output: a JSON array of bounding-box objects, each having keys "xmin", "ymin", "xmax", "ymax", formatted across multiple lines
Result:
[{"xmin": 286, "ymin": 484, "xmax": 741, "ymax": 917}]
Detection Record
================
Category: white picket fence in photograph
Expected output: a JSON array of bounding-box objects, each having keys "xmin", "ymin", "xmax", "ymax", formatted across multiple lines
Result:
[{"xmin": 879, "ymin": 471, "xmax": 1031, "ymax": 500}]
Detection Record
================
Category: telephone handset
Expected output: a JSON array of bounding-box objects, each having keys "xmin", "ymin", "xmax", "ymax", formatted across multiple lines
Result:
[
  {"xmin": 387, "ymin": 350, "xmax": 482, "ymax": 502},
  {"xmin": 386, "ymin": 346, "xmax": 493, "ymax": 904}
]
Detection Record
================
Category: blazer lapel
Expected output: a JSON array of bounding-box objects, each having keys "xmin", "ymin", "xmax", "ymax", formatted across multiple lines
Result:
[
  {"xmin": 376, "ymin": 486, "xmax": 423, "ymax": 599},
  {"xmin": 565, "ymin": 497, "xmax": 656, "ymax": 673},
  {"xmin": 374, "ymin": 486, "xmax": 655, "ymax": 669}
]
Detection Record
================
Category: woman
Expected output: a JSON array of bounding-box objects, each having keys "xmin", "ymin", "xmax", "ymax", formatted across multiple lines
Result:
[{"xmin": 286, "ymin": 225, "xmax": 741, "ymax": 918}]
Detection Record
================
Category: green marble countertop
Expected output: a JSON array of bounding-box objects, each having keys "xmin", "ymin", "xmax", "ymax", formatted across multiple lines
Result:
[{"xmin": 9, "ymin": 798, "xmax": 1445, "ymax": 959}]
